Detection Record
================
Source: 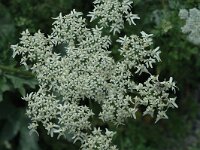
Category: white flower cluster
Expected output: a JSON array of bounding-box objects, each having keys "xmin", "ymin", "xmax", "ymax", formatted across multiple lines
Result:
[
  {"xmin": 179, "ymin": 8, "xmax": 200, "ymax": 45},
  {"xmin": 81, "ymin": 128, "xmax": 117, "ymax": 150},
  {"xmin": 117, "ymin": 31, "xmax": 160, "ymax": 74},
  {"xmin": 88, "ymin": 0, "xmax": 140, "ymax": 34},
  {"xmin": 11, "ymin": 0, "xmax": 177, "ymax": 149}
]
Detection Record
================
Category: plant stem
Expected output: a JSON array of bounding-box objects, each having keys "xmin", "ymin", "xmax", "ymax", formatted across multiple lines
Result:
[{"xmin": 0, "ymin": 64, "xmax": 34, "ymax": 78}]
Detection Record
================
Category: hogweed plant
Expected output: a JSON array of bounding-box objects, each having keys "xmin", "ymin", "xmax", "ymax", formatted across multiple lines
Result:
[
  {"xmin": 179, "ymin": 7, "xmax": 200, "ymax": 45},
  {"xmin": 11, "ymin": 0, "xmax": 177, "ymax": 149}
]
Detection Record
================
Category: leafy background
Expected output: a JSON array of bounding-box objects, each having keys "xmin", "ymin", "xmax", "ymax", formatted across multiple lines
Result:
[{"xmin": 0, "ymin": 0, "xmax": 200, "ymax": 150}]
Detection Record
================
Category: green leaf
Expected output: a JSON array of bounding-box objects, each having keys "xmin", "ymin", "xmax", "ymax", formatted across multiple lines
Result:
[
  {"xmin": 19, "ymin": 118, "xmax": 39, "ymax": 150},
  {"xmin": 0, "ymin": 93, "xmax": 2, "ymax": 102},
  {"xmin": 0, "ymin": 76, "xmax": 10, "ymax": 93},
  {"xmin": 5, "ymin": 74, "xmax": 37, "ymax": 96},
  {"xmin": 0, "ymin": 100, "xmax": 16, "ymax": 119},
  {"xmin": 0, "ymin": 109, "xmax": 22, "ymax": 141}
]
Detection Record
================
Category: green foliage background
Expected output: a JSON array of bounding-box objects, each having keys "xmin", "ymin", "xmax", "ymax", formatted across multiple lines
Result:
[{"xmin": 0, "ymin": 0, "xmax": 200, "ymax": 150}]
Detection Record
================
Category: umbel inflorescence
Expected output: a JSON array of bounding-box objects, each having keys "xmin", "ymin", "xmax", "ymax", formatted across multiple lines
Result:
[
  {"xmin": 11, "ymin": 0, "xmax": 177, "ymax": 149},
  {"xmin": 179, "ymin": 8, "xmax": 200, "ymax": 45}
]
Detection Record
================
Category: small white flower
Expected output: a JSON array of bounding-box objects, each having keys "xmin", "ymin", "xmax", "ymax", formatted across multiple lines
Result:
[
  {"xmin": 11, "ymin": 0, "xmax": 177, "ymax": 149},
  {"xmin": 179, "ymin": 8, "xmax": 200, "ymax": 45}
]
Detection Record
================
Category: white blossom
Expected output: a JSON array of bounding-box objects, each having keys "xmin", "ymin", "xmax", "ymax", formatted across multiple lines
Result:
[
  {"xmin": 88, "ymin": 0, "xmax": 140, "ymax": 34},
  {"xmin": 81, "ymin": 128, "xmax": 117, "ymax": 150},
  {"xmin": 179, "ymin": 8, "xmax": 200, "ymax": 45},
  {"xmin": 11, "ymin": 0, "xmax": 177, "ymax": 149}
]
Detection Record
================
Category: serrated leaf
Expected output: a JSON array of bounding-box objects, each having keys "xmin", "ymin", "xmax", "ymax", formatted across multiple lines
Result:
[{"xmin": 5, "ymin": 74, "xmax": 37, "ymax": 96}]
